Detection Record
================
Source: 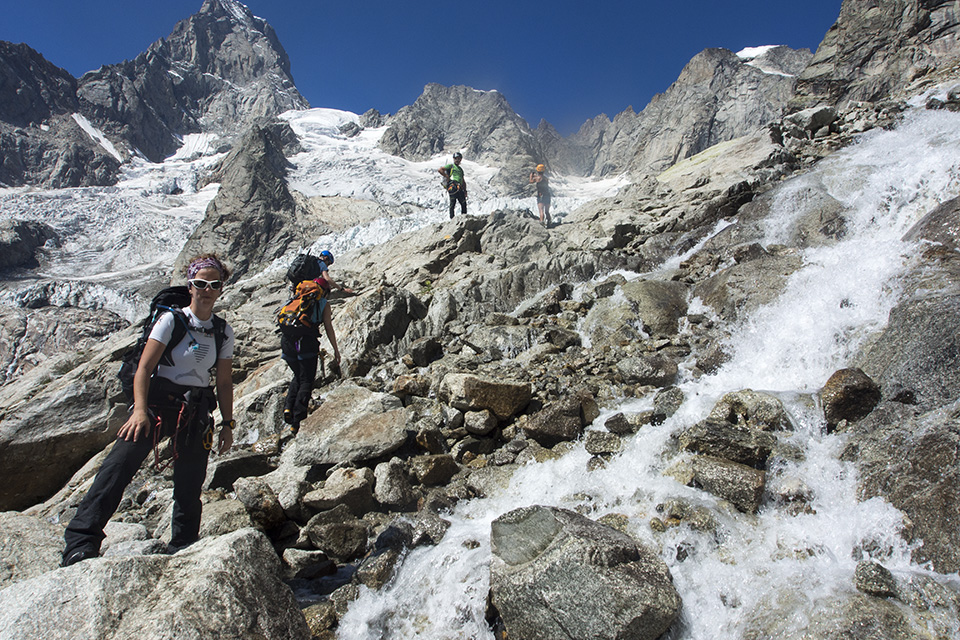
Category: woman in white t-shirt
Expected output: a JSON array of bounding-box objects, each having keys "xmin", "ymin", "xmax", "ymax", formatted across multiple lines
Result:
[{"xmin": 62, "ymin": 255, "xmax": 236, "ymax": 566}]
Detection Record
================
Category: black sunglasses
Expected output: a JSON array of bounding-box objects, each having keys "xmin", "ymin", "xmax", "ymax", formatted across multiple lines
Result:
[{"xmin": 188, "ymin": 278, "xmax": 223, "ymax": 291}]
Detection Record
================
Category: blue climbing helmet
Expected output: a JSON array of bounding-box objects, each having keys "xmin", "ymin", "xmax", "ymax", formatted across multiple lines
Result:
[{"xmin": 319, "ymin": 249, "xmax": 334, "ymax": 265}]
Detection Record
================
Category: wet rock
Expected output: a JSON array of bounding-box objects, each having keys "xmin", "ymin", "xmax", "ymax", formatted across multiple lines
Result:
[
  {"xmin": 653, "ymin": 498, "xmax": 722, "ymax": 536},
  {"xmin": 820, "ymin": 368, "xmax": 881, "ymax": 429},
  {"xmin": 521, "ymin": 393, "xmax": 596, "ymax": 448},
  {"xmin": 854, "ymin": 561, "xmax": 896, "ymax": 598},
  {"xmin": 619, "ymin": 279, "xmax": 689, "ymax": 337},
  {"xmin": 489, "ymin": 505, "xmax": 681, "ymax": 640},
  {"xmin": 544, "ymin": 327, "xmax": 582, "ymax": 350},
  {"xmin": 580, "ymin": 297, "xmax": 646, "ymax": 348},
  {"xmin": 693, "ymin": 249, "xmax": 803, "ymax": 323},
  {"xmin": 667, "ymin": 455, "xmax": 766, "ymax": 513},
  {"xmin": 653, "ymin": 386, "xmax": 685, "ymax": 421},
  {"xmin": 616, "ymin": 354, "xmax": 679, "ymax": 387},
  {"xmin": 604, "ymin": 412, "xmax": 636, "ymax": 435},
  {"xmin": 355, "ymin": 548, "xmax": 403, "ymax": 590},
  {"xmin": 709, "ymin": 389, "xmax": 792, "ymax": 431},
  {"xmin": 677, "ymin": 418, "xmax": 777, "ymax": 468},
  {"xmin": 584, "ymin": 431, "xmax": 622, "ymax": 456},
  {"xmin": 410, "ymin": 511, "xmax": 451, "ymax": 546},
  {"xmin": 742, "ymin": 591, "xmax": 933, "ymax": 640},
  {"xmin": 843, "ymin": 402, "xmax": 960, "ymax": 573},
  {"xmin": 855, "ymin": 290, "xmax": 960, "ymax": 412},
  {"xmin": 903, "ymin": 194, "xmax": 960, "ymax": 251}
]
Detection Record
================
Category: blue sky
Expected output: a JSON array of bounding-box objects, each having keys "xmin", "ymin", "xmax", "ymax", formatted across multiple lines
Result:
[{"xmin": 0, "ymin": 0, "xmax": 841, "ymax": 135}]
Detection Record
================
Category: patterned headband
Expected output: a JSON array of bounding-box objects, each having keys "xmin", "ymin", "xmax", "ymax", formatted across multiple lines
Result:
[{"xmin": 188, "ymin": 257, "xmax": 224, "ymax": 280}]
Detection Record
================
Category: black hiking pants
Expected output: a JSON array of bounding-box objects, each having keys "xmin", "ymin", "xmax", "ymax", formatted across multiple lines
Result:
[
  {"xmin": 448, "ymin": 187, "xmax": 466, "ymax": 219},
  {"xmin": 63, "ymin": 390, "xmax": 213, "ymax": 560},
  {"xmin": 281, "ymin": 330, "xmax": 320, "ymax": 425}
]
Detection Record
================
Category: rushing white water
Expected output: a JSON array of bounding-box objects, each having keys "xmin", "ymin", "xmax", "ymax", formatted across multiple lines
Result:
[{"xmin": 337, "ymin": 108, "xmax": 960, "ymax": 639}]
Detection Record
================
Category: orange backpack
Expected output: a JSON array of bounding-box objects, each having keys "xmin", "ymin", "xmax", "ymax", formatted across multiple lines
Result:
[{"xmin": 277, "ymin": 280, "xmax": 329, "ymax": 330}]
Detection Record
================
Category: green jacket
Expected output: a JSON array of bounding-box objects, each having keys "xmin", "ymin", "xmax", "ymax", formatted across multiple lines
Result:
[{"xmin": 444, "ymin": 163, "xmax": 465, "ymax": 185}]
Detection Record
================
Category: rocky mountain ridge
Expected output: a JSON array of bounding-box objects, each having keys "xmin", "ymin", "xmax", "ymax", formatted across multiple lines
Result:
[{"xmin": 0, "ymin": 0, "xmax": 306, "ymax": 188}]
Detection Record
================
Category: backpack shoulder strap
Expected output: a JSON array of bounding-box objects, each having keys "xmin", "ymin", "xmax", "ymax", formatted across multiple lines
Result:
[
  {"xmin": 157, "ymin": 308, "xmax": 190, "ymax": 363},
  {"xmin": 212, "ymin": 315, "xmax": 228, "ymax": 359}
]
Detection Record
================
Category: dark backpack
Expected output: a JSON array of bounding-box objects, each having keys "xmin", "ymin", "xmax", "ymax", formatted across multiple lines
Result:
[
  {"xmin": 118, "ymin": 286, "xmax": 227, "ymax": 401},
  {"xmin": 286, "ymin": 254, "xmax": 324, "ymax": 285}
]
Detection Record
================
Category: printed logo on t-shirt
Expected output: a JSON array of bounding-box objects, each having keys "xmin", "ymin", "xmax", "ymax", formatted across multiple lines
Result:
[{"xmin": 190, "ymin": 341, "xmax": 212, "ymax": 361}]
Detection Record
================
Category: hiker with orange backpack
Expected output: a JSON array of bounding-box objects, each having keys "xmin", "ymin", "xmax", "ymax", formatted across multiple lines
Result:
[
  {"xmin": 529, "ymin": 163, "xmax": 552, "ymax": 226},
  {"xmin": 278, "ymin": 252, "xmax": 342, "ymax": 433},
  {"xmin": 62, "ymin": 255, "xmax": 236, "ymax": 567}
]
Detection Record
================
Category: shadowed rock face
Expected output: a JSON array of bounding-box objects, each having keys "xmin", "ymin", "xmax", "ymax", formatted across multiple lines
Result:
[
  {"xmin": 0, "ymin": 42, "xmax": 120, "ymax": 188},
  {"xmin": 0, "ymin": 41, "xmax": 78, "ymax": 128}
]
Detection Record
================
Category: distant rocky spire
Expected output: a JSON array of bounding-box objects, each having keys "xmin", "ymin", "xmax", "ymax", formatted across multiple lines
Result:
[{"xmin": 76, "ymin": 0, "xmax": 309, "ymax": 163}]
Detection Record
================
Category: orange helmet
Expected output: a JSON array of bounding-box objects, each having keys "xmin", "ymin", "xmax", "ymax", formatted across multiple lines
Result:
[{"xmin": 536, "ymin": 164, "xmax": 546, "ymax": 172}]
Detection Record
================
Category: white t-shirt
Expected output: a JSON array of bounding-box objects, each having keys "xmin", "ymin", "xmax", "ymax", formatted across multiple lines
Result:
[{"xmin": 148, "ymin": 308, "xmax": 235, "ymax": 388}]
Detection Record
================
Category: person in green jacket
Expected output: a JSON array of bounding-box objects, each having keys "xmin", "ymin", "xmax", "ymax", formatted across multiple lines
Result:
[{"xmin": 438, "ymin": 151, "xmax": 467, "ymax": 219}]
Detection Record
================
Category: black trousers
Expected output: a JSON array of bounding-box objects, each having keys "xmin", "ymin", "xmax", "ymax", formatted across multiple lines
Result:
[
  {"xmin": 63, "ymin": 404, "xmax": 211, "ymax": 560},
  {"xmin": 449, "ymin": 188, "xmax": 467, "ymax": 218},
  {"xmin": 281, "ymin": 330, "xmax": 319, "ymax": 424}
]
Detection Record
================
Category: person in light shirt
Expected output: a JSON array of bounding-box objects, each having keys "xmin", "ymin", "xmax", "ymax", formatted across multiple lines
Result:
[{"xmin": 61, "ymin": 254, "xmax": 236, "ymax": 566}]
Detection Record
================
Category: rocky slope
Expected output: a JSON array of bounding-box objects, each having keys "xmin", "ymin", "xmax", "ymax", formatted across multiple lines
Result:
[{"xmin": 2, "ymin": 1, "xmax": 960, "ymax": 640}]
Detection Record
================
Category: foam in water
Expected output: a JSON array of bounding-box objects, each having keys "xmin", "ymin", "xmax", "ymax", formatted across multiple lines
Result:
[{"xmin": 337, "ymin": 108, "xmax": 960, "ymax": 639}]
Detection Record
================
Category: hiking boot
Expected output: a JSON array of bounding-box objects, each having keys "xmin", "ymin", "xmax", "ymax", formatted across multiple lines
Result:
[
  {"xmin": 283, "ymin": 409, "xmax": 294, "ymax": 425},
  {"xmin": 61, "ymin": 548, "xmax": 98, "ymax": 567},
  {"xmin": 165, "ymin": 540, "xmax": 197, "ymax": 555}
]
